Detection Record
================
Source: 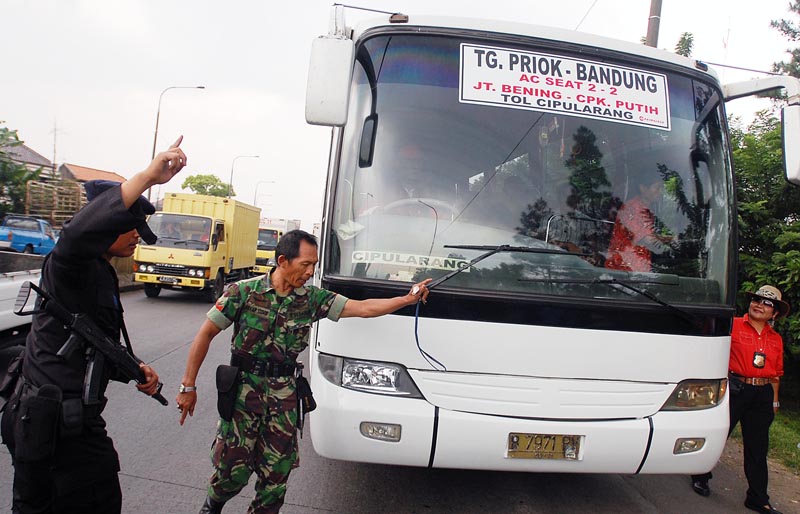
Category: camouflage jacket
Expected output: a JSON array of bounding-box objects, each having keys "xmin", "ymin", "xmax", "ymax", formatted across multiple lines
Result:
[{"xmin": 206, "ymin": 273, "xmax": 347, "ymax": 415}]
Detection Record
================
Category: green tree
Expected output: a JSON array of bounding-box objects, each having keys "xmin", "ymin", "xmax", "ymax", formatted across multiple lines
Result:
[
  {"xmin": 674, "ymin": 32, "xmax": 694, "ymax": 57},
  {"xmin": 0, "ymin": 123, "xmax": 41, "ymax": 216},
  {"xmin": 181, "ymin": 174, "xmax": 233, "ymax": 197},
  {"xmin": 771, "ymin": 1, "xmax": 800, "ymax": 77},
  {"xmin": 732, "ymin": 111, "xmax": 800, "ymax": 401}
]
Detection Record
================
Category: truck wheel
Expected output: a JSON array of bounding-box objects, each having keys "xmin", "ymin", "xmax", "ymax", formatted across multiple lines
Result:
[
  {"xmin": 144, "ymin": 284, "xmax": 161, "ymax": 298},
  {"xmin": 23, "ymin": 245, "xmax": 34, "ymax": 254},
  {"xmin": 207, "ymin": 272, "xmax": 225, "ymax": 303}
]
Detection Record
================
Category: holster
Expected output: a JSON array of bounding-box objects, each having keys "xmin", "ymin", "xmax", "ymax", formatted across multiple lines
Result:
[
  {"xmin": 728, "ymin": 373, "xmax": 744, "ymax": 395},
  {"xmin": 13, "ymin": 382, "xmax": 63, "ymax": 462},
  {"xmin": 215, "ymin": 364, "xmax": 240, "ymax": 422},
  {"xmin": 296, "ymin": 375, "xmax": 316, "ymax": 414},
  {"xmin": 295, "ymin": 363, "xmax": 316, "ymax": 433}
]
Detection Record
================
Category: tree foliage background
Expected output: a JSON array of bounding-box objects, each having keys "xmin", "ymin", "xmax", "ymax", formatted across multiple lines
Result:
[
  {"xmin": 732, "ymin": 112, "xmax": 800, "ymax": 401},
  {"xmin": 729, "ymin": 1, "xmax": 800, "ymax": 402},
  {"xmin": 181, "ymin": 174, "xmax": 233, "ymax": 197},
  {"xmin": 0, "ymin": 123, "xmax": 41, "ymax": 217}
]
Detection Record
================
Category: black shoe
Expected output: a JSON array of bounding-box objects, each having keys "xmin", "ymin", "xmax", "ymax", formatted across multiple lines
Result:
[
  {"xmin": 744, "ymin": 498, "xmax": 783, "ymax": 514},
  {"xmin": 198, "ymin": 496, "xmax": 225, "ymax": 514},
  {"xmin": 691, "ymin": 479, "xmax": 710, "ymax": 497}
]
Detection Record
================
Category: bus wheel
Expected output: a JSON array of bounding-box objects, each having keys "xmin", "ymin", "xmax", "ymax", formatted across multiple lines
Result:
[{"xmin": 144, "ymin": 284, "xmax": 161, "ymax": 298}]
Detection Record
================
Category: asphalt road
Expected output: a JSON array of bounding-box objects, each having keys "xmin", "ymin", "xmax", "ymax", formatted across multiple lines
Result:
[{"xmin": 1, "ymin": 288, "xmax": 797, "ymax": 514}]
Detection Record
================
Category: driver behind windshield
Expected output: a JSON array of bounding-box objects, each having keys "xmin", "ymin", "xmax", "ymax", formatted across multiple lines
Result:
[{"xmin": 161, "ymin": 222, "xmax": 182, "ymax": 239}]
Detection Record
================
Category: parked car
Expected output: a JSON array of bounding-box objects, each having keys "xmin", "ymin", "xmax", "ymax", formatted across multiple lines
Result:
[{"xmin": 0, "ymin": 214, "xmax": 57, "ymax": 255}]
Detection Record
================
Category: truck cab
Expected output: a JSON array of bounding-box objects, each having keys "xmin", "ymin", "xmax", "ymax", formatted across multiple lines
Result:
[
  {"xmin": 253, "ymin": 227, "xmax": 282, "ymax": 274},
  {"xmin": 133, "ymin": 194, "xmax": 260, "ymax": 302}
]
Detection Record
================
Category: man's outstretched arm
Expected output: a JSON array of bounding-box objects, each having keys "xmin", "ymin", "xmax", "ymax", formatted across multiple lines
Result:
[{"xmin": 340, "ymin": 279, "xmax": 431, "ymax": 318}]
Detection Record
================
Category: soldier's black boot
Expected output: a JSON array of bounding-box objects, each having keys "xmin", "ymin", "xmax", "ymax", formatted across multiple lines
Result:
[{"xmin": 198, "ymin": 496, "xmax": 225, "ymax": 514}]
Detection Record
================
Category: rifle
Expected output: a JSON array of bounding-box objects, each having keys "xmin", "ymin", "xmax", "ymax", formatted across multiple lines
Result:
[{"xmin": 14, "ymin": 281, "xmax": 168, "ymax": 406}]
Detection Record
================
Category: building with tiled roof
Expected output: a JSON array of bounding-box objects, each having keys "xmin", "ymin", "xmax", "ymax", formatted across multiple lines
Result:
[
  {"xmin": 2, "ymin": 139, "xmax": 129, "ymax": 229},
  {"xmin": 3, "ymin": 142, "xmax": 57, "ymax": 180},
  {"xmin": 58, "ymin": 163, "xmax": 126, "ymax": 183}
]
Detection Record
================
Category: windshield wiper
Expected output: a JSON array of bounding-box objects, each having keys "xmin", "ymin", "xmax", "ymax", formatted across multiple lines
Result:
[
  {"xmin": 520, "ymin": 276, "xmax": 702, "ymax": 329},
  {"xmin": 428, "ymin": 244, "xmax": 585, "ymax": 289},
  {"xmin": 174, "ymin": 239, "xmax": 208, "ymax": 246}
]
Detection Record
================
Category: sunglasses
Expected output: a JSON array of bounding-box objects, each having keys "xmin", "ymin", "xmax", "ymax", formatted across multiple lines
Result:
[{"xmin": 751, "ymin": 298, "xmax": 775, "ymax": 308}]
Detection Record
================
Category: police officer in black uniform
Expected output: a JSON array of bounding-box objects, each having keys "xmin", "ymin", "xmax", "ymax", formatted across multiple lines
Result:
[{"xmin": 0, "ymin": 137, "xmax": 187, "ymax": 514}]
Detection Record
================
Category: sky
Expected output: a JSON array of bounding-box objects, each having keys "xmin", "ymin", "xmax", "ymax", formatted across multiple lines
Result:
[{"xmin": 2, "ymin": 0, "xmax": 794, "ymax": 229}]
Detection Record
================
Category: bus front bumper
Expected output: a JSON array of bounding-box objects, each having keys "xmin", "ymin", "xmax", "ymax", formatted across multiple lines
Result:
[{"xmin": 309, "ymin": 374, "xmax": 728, "ymax": 474}]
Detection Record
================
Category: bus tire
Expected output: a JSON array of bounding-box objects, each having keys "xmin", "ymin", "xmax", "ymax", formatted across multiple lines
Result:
[{"xmin": 144, "ymin": 284, "xmax": 161, "ymax": 298}]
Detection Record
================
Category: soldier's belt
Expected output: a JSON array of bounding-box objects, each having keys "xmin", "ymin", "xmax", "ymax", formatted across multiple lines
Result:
[{"xmin": 230, "ymin": 351, "xmax": 297, "ymax": 377}]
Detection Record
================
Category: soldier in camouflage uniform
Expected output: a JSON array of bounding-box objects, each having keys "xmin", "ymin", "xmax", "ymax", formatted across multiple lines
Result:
[{"xmin": 176, "ymin": 230, "xmax": 430, "ymax": 514}]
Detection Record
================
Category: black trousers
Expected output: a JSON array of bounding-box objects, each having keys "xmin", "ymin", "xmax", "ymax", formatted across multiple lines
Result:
[
  {"xmin": 4, "ymin": 413, "xmax": 122, "ymax": 514},
  {"xmin": 692, "ymin": 382, "xmax": 775, "ymax": 505}
]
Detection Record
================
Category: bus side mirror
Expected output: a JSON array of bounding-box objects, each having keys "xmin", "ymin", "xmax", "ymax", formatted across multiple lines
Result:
[
  {"xmin": 305, "ymin": 36, "xmax": 355, "ymax": 126},
  {"xmin": 782, "ymin": 104, "xmax": 800, "ymax": 185},
  {"xmin": 211, "ymin": 234, "xmax": 218, "ymax": 248}
]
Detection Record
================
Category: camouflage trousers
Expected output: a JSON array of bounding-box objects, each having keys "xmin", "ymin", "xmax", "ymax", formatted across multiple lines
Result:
[{"xmin": 207, "ymin": 396, "xmax": 298, "ymax": 514}]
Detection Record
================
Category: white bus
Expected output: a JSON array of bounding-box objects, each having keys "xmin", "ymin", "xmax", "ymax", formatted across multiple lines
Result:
[{"xmin": 304, "ymin": 7, "xmax": 800, "ymax": 474}]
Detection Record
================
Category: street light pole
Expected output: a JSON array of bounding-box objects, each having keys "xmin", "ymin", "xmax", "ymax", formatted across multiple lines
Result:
[
  {"xmin": 148, "ymin": 85, "xmax": 205, "ymax": 200},
  {"xmin": 228, "ymin": 155, "xmax": 260, "ymax": 199}
]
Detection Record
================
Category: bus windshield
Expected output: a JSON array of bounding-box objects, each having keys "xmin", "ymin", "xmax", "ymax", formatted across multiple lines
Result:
[{"xmin": 326, "ymin": 34, "xmax": 733, "ymax": 306}]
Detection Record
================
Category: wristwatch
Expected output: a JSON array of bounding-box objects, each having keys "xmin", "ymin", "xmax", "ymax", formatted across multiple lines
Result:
[{"xmin": 179, "ymin": 384, "xmax": 197, "ymax": 393}]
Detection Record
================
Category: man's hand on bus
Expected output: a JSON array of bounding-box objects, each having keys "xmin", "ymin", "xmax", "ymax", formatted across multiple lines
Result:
[{"xmin": 409, "ymin": 278, "xmax": 432, "ymax": 304}]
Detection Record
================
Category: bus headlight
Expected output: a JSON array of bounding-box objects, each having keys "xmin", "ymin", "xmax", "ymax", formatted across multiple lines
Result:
[
  {"xmin": 660, "ymin": 379, "xmax": 727, "ymax": 411},
  {"xmin": 318, "ymin": 353, "xmax": 423, "ymax": 398}
]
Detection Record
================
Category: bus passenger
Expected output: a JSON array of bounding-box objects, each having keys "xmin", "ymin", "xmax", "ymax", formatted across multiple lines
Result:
[{"xmin": 604, "ymin": 176, "xmax": 672, "ymax": 272}]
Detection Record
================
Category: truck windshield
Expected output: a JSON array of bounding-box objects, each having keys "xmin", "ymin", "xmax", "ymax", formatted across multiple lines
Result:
[
  {"xmin": 146, "ymin": 213, "xmax": 211, "ymax": 250},
  {"xmin": 258, "ymin": 229, "xmax": 280, "ymax": 251},
  {"xmin": 326, "ymin": 33, "xmax": 733, "ymax": 306}
]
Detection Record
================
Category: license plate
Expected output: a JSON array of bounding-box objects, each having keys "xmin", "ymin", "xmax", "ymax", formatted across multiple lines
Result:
[
  {"xmin": 507, "ymin": 432, "xmax": 581, "ymax": 460},
  {"xmin": 157, "ymin": 276, "xmax": 179, "ymax": 284}
]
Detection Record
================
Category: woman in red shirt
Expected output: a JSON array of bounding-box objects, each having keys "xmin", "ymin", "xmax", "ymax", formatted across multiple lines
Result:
[{"xmin": 691, "ymin": 285, "xmax": 788, "ymax": 514}]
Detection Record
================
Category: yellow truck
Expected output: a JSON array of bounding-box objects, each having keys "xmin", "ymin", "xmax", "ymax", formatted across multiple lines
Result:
[
  {"xmin": 253, "ymin": 218, "xmax": 301, "ymax": 275},
  {"xmin": 133, "ymin": 193, "xmax": 260, "ymax": 301}
]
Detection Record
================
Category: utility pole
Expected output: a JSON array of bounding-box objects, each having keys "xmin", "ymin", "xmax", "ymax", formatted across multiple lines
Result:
[{"xmin": 645, "ymin": 0, "xmax": 662, "ymax": 48}]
